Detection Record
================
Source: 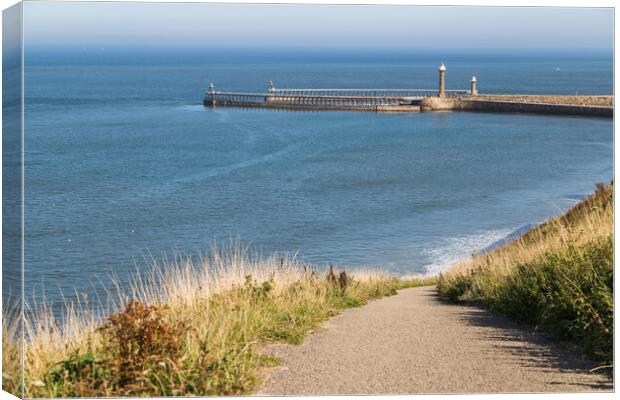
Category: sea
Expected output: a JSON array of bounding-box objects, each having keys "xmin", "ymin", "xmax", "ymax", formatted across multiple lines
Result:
[{"xmin": 9, "ymin": 49, "xmax": 615, "ymax": 310}]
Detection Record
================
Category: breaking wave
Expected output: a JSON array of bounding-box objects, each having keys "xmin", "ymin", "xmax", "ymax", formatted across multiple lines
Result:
[{"xmin": 421, "ymin": 228, "xmax": 516, "ymax": 276}]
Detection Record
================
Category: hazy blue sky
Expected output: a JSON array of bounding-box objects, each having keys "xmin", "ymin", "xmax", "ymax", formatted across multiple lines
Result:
[{"xmin": 24, "ymin": 2, "xmax": 613, "ymax": 52}]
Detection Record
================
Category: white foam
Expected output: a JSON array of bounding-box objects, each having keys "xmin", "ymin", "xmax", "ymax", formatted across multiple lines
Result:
[{"xmin": 421, "ymin": 228, "xmax": 515, "ymax": 276}]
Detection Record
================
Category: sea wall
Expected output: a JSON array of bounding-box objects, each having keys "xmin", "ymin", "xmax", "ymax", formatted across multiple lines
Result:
[
  {"xmin": 420, "ymin": 95, "xmax": 613, "ymax": 118},
  {"xmin": 471, "ymin": 95, "xmax": 613, "ymax": 107}
]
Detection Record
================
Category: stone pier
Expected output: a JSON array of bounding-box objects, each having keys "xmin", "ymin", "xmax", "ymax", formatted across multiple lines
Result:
[{"xmin": 203, "ymin": 65, "xmax": 613, "ymax": 117}]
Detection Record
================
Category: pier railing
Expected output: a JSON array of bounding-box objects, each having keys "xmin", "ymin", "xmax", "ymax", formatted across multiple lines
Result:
[{"xmin": 269, "ymin": 88, "xmax": 468, "ymax": 99}]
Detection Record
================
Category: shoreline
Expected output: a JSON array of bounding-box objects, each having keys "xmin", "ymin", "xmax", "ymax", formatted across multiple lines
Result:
[
  {"xmin": 418, "ymin": 188, "xmax": 598, "ymax": 278},
  {"xmin": 16, "ymin": 188, "xmax": 605, "ymax": 319}
]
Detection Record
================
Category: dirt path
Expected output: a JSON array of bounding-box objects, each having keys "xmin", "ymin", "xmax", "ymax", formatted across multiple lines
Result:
[{"xmin": 257, "ymin": 286, "xmax": 612, "ymax": 395}]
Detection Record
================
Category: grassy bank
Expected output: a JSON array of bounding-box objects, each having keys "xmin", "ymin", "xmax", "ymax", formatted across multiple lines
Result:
[
  {"xmin": 3, "ymin": 247, "xmax": 434, "ymax": 397},
  {"xmin": 437, "ymin": 183, "xmax": 613, "ymax": 365}
]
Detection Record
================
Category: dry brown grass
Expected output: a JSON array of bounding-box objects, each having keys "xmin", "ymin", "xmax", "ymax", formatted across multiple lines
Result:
[{"xmin": 2, "ymin": 304, "xmax": 22, "ymax": 396}]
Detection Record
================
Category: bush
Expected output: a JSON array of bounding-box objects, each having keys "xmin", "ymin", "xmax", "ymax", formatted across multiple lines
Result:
[
  {"xmin": 43, "ymin": 301, "xmax": 189, "ymax": 397},
  {"xmin": 437, "ymin": 273, "xmax": 471, "ymax": 302}
]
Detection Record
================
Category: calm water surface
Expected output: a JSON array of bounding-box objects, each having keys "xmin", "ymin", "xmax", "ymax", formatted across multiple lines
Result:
[{"xmin": 21, "ymin": 53, "xmax": 613, "ymax": 307}]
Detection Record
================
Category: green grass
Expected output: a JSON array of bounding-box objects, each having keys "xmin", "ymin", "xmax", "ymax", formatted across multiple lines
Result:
[{"xmin": 438, "ymin": 183, "xmax": 613, "ymax": 367}]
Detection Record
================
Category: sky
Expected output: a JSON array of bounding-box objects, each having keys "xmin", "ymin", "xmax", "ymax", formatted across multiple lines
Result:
[{"xmin": 22, "ymin": 2, "xmax": 614, "ymax": 53}]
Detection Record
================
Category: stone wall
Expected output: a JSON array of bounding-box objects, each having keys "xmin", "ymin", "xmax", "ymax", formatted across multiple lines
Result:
[
  {"xmin": 419, "ymin": 97, "xmax": 457, "ymax": 112},
  {"xmin": 420, "ymin": 95, "xmax": 613, "ymax": 118},
  {"xmin": 471, "ymin": 95, "xmax": 613, "ymax": 107}
]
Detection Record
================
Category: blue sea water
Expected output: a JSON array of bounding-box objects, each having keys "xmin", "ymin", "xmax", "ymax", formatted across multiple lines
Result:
[{"xmin": 20, "ymin": 50, "xmax": 613, "ymax": 308}]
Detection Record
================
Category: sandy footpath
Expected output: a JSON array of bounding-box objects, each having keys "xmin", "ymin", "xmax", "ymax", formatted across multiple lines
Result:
[{"xmin": 257, "ymin": 286, "xmax": 612, "ymax": 395}]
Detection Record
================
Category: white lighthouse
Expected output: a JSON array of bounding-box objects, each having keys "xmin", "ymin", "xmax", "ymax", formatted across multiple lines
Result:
[
  {"xmin": 438, "ymin": 63, "xmax": 446, "ymax": 98},
  {"xmin": 470, "ymin": 76, "xmax": 478, "ymax": 96}
]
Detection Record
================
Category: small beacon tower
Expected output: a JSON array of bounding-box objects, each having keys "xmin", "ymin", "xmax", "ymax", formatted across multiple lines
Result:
[
  {"xmin": 204, "ymin": 82, "xmax": 217, "ymax": 106},
  {"xmin": 438, "ymin": 63, "xmax": 446, "ymax": 98},
  {"xmin": 470, "ymin": 76, "xmax": 478, "ymax": 96}
]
